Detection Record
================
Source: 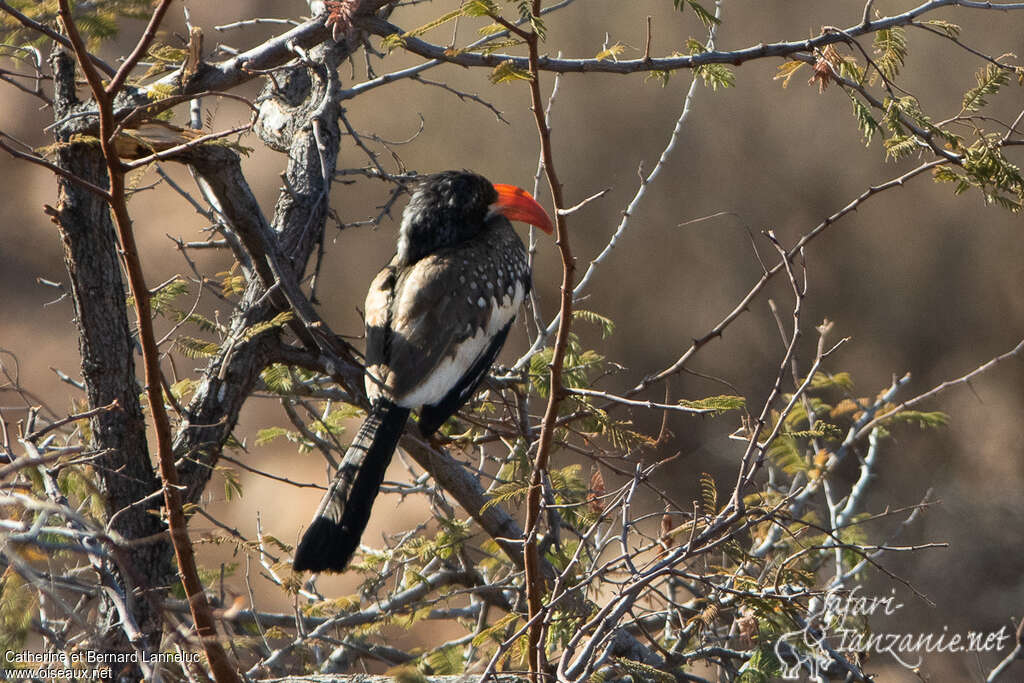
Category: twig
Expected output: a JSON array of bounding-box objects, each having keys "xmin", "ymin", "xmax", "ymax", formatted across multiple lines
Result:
[
  {"xmin": 986, "ymin": 618, "xmax": 1024, "ymax": 682},
  {"xmin": 247, "ymin": 569, "xmax": 484, "ymax": 676},
  {"xmin": 635, "ymin": 159, "xmax": 945, "ymax": 394},
  {"xmin": 522, "ymin": 1, "xmax": 573, "ymax": 677},
  {"xmin": 218, "ymin": 453, "xmax": 327, "ymax": 490},
  {"xmin": 411, "ymin": 74, "xmax": 508, "ymax": 123},
  {"xmin": 24, "ymin": 399, "xmax": 120, "ymax": 442},
  {"xmin": 513, "ymin": 24, "xmax": 713, "ymax": 370},
  {"xmin": 360, "ymin": 0, "xmax": 1024, "ymax": 76},
  {"xmin": 564, "ymin": 387, "xmax": 722, "ymax": 415},
  {"xmin": 121, "ymin": 124, "xmax": 251, "ymax": 170},
  {"xmin": 105, "ymin": 0, "xmax": 176, "ymax": 96},
  {"xmin": 854, "ymin": 337, "xmax": 1024, "ymax": 439},
  {"xmin": 0, "ymin": 133, "xmax": 111, "ymax": 199},
  {"xmin": 214, "ymin": 17, "xmax": 300, "ymax": 31},
  {"xmin": 862, "ymin": 0, "xmax": 876, "ymax": 26},
  {"xmin": 557, "ymin": 187, "xmax": 610, "ymax": 216}
]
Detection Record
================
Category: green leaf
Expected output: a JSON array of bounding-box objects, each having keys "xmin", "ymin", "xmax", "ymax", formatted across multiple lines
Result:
[
  {"xmin": 217, "ymin": 270, "xmax": 246, "ymax": 297},
  {"xmin": 148, "ymin": 44, "xmax": 188, "ymax": 65},
  {"xmin": 424, "ymin": 643, "xmax": 464, "ymax": 675},
  {"xmin": 595, "ymin": 42, "xmax": 627, "ymax": 62},
  {"xmin": 461, "ymin": 0, "xmax": 499, "ymax": 17},
  {"xmin": 687, "ymin": 37, "xmax": 732, "ymax": 91},
  {"xmin": 0, "ymin": 573, "xmax": 36, "ymax": 653},
  {"xmin": 477, "ymin": 22, "xmax": 505, "ymax": 37},
  {"xmin": 242, "ymin": 311, "xmax": 293, "ymax": 341},
  {"xmin": 883, "ymin": 95, "xmax": 952, "ymax": 151},
  {"xmin": 678, "ymin": 394, "xmax": 746, "ymax": 414},
  {"xmin": 837, "ymin": 55, "xmax": 865, "ymax": 84},
  {"xmin": 809, "ymin": 371, "xmax": 854, "ymax": 391},
  {"xmin": 260, "ymin": 363, "xmax": 294, "ymax": 394},
  {"xmin": 0, "ymin": 1, "xmax": 153, "ymax": 50},
  {"xmin": 180, "ymin": 312, "xmax": 219, "ymax": 334},
  {"xmin": 784, "ymin": 425, "xmax": 842, "ymax": 440},
  {"xmin": 774, "ymin": 61, "xmax": 806, "ymax": 89},
  {"xmin": 673, "ymin": 0, "xmax": 720, "ymax": 27},
  {"xmin": 170, "ymin": 378, "xmax": 198, "ymax": 403},
  {"xmin": 529, "ymin": 347, "xmax": 554, "ymax": 397},
  {"xmin": 380, "ymin": 33, "xmax": 407, "ymax": 53},
  {"xmin": 529, "ymin": 334, "xmax": 606, "ymax": 398},
  {"xmin": 884, "ymin": 134, "xmax": 919, "ymax": 160},
  {"xmin": 174, "ymin": 336, "xmax": 220, "ymax": 359},
  {"xmin": 886, "ymin": 409, "xmax": 949, "ymax": 429},
  {"xmin": 432, "ymin": 518, "xmax": 471, "ymax": 559},
  {"xmin": 471, "ymin": 612, "xmax": 520, "ymax": 648},
  {"xmin": 221, "ymin": 467, "xmax": 243, "ymax": 500},
  {"xmin": 950, "ymin": 135, "xmax": 1024, "ymax": 211},
  {"xmin": 872, "ymin": 26, "xmax": 907, "ymax": 81},
  {"xmin": 147, "ymin": 82, "xmax": 178, "ymax": 102},
  {"xmin": 403, "ymin": 7, "xmax": 466, "ymax": 40},
  {"xmin": 739, "ymin": 643, "xmax": 782, "ymax": 680},
  {"xmin": 573, "ymin": 309, "xmax": 616, "ymax": 338},
  {"xmin": 645, "ymin": 70, "xmax": 672, "ymax": 87},
  {"xmin": 933, "ymin": 166, "xmax": 962, "ymax": 185},
  {"xmin": 696, "ymin": 63, "xmax": 735, "ymax": 90},
  {"xmin": 849, "ymin": 93, "xmax": 880, "ymax": 146},
  {"xmin": 512, "ymin": 1, "xmax": 546, "ymax": 39},
  {"xmin": 988, "ymin": 193, "xmax": 1023, "ymax": 212},
  {"xmin": 481, "ymin": 481, "xmax": 530, "ymax": 512},
  {"xmin": 255, "ymin": 426, "xmax": 293, "ymax": 446},
  {"xmin": 479, "ymin": 37, "xmax": 526, "ymax": 54},
  {"xmin": 151, "ymin": 278, "xmax": 189, "ymax": 316},
  {"xmin": 782, "ymin": 397, "xmax": 829, "ymax": 430},
  {"xmin": 699, "ymin": 472, "xmax": 718, "ymax": 516},
  {"xmin": 490, "ymin": 59, "xmax": 533, "ymax": 84},
  {"xmin": 549, "ymin": 463, "xmax": 586, "ymax": 506},
  {"xmin": 962, "ymin": 64, "xmax": 1011, "ymax": 112},
  {"xmin": 766, "ymin": 435, "xmax": 806, "ymax": 474},
  {"xmin": 603, "ymin": 418, "xmax": 652, "ymax": 452}
]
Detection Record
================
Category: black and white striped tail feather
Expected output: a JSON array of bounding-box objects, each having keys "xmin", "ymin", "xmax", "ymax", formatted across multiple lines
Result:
[{"xmin": 293, "ymin": 400, "xmax": 411, "ymax": 572}]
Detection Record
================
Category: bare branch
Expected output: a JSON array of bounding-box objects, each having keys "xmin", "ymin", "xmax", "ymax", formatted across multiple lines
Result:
[{"xmin": 361, "ymin": 0, "xmax": 1024, "ymax": 76}]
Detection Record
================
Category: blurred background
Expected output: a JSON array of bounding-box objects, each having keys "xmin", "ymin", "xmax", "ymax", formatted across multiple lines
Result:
[{"xmin": 1, "ymin": 1, "xmax": 1021, "ymax": 679}]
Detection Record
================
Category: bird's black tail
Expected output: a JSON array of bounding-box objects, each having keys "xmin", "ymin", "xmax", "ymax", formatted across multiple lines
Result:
[{"xmin": 293, "ymin": 400, "xmax": 411, "ymax": 573}]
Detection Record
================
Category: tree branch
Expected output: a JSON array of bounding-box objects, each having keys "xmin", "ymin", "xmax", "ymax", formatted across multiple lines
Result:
[
  {"xmin": 104, "ymin": 0, "xmax": 174, "ymax": 96},
  {"xmin": 360, "ymin": 0, "xmax": 1024, "ymax": 76},
  {"xmin": 55, "ymin": 2, "xmax": 239, "ymax": 679},
  {"xmin": 522, "ymin": 3, "xmax": 572, "ymax": 678}
]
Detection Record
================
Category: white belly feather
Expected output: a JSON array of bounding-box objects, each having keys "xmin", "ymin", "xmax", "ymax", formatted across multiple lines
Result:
[{"xmin": 398, "ymin": 280, "xmax": 524, "ymax": 409}]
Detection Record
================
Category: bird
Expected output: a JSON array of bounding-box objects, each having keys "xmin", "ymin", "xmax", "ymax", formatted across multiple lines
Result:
[{"xmin": 293, "ymin": 170, "xmax": 553, "ymax": 573}]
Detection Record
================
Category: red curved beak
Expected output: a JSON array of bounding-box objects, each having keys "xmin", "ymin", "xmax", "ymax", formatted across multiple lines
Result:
[{"xmin": 492, "ymin": 183, "xmax": 554, "ymax": 234}]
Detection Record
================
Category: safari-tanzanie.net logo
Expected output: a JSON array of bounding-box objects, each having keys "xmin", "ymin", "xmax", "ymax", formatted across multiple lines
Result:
[{"xmin": 772, "ymin": 585, "xmax": 1012, "ymax": 679}]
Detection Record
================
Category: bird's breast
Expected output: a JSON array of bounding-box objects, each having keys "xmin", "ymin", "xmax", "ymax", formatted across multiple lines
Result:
[{"xmin": 363, "ymin": 222, "xmax": 530, "ymax": 408}]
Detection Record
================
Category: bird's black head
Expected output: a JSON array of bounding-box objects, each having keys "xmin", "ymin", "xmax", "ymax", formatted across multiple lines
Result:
[{"xmin": 396, "ymin": 171, "xmax": 498, "ymax": 266}]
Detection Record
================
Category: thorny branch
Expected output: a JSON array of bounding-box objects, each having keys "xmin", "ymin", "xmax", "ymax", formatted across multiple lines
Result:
[
  {"xmin": 360, "ymin": 0, "xmax": 1024, "ymax": 76},
  {"xmin": 53, "ymin": 0, "xmax": 240, "ymax": 679}
]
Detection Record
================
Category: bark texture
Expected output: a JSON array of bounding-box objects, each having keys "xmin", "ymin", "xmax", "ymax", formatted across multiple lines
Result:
[
  {"xmin": 174, "ymin": 43, "xmax": 352, "ymax": 503},
  {"xmin": 50, "ymin": 49, "xmax": 173, "ymax": 658}
]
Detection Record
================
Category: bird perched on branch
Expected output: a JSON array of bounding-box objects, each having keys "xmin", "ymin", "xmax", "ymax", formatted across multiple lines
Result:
[{"xmin": 293, "ymin": 170, "xmax": 553, "ymax": 573}]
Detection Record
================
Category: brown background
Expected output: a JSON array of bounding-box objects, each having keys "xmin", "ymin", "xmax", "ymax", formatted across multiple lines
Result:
[{"xmin": 1, "ymin": 1, "xmax": 1021, "ymax": 680}]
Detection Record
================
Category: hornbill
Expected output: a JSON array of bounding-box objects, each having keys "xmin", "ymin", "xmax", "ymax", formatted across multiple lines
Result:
[{"xmin": 293, "ymin": 170, "xmax": 553, "ymax": 573}]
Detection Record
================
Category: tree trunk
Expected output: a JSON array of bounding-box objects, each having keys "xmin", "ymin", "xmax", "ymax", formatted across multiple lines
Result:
[{"xmin": 50, "ymin": 49, "xmax": 173, "ymax": 666}]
